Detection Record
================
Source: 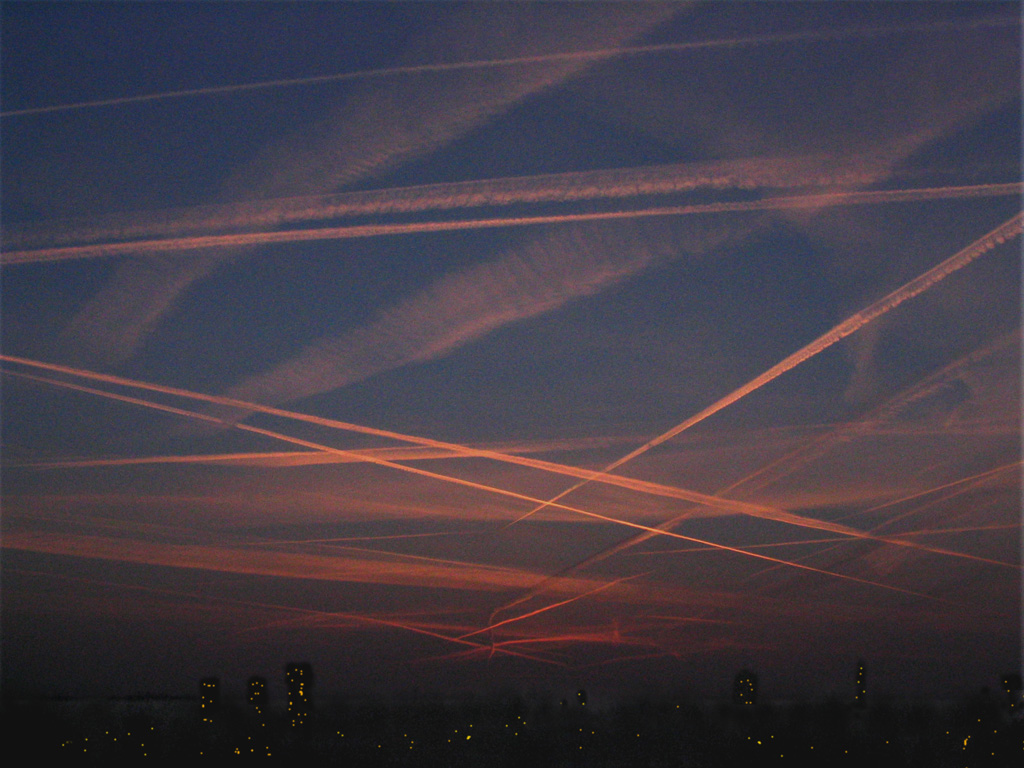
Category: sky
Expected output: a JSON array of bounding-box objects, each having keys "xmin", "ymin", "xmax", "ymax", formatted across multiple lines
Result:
[{"xmin": 1, "ymin": 1, "xmax": 1021, "ymax": 704}]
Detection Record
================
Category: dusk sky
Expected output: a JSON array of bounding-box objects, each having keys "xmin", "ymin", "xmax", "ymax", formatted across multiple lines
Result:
[{"xmin": 1, "ymin": 2, "xmax": 1021, "ymax": 704}]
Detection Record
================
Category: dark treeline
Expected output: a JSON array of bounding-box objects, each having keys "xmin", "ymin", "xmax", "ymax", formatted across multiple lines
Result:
[{"xmin": 3, "ymin": 681, "xmax": 1022, "ymax": 766}]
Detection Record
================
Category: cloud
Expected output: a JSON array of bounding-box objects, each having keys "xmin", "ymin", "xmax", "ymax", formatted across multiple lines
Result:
[
  {"xmin": 224, "ymin": 219, "xmax": 726, "ymax": 407},
  {"xmin": 56, "ymin": 4, "xmax": 678, "ymax": 368}
]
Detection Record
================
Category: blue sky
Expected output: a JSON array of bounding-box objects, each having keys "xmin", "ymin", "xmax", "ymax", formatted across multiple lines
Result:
[{"xmin": 1, "ymin": 2, "xmax": 1020, "ymax": 701}]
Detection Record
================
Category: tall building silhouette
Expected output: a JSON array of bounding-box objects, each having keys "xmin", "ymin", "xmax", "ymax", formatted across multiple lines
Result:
[
  {"xmin": 199, "ymin": 677, "xmax": 220, "ymax": 725},
  {"xmin": 247, "ymin": 675, "xmax": 268, "ymax": 717},
  {"xmin": 285, "ymin": 662, "xmax": 313, "ymax": 729},
  {"xmin": 1001, "ymin": 672, "xmax": 1022, "ymax": 712},
  {"xmin": 733, "ymin": 669, "xmax": 757, "ymax": 705},
  {"xmin": 854, "ymin": 659, "xmax": 867, "ymax": 708}
]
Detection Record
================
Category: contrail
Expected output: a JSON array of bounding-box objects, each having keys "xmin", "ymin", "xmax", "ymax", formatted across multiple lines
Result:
[
  {"xmin": 486, "ymin": 212, "xmax": 1022, "ymax": 627},
  {"xmin": 6, "ymin": 568, "xmax": 556, "ymax": 665},
  {"xmin": 2, "ymin": 155, "xmax": 859, "ymax": 251},
  {"xmin": 597, "ymin": 328, "xmax": 1021, "ymax": 592},
  {"xmin": 5, "ymin": 364, "xmax": 1012, "ymax": 571},
  {"xmin": 8, "ymin": 437, "xmax": 601, "ymax": 470},
  {"xmin": 799, "ymin": 462, "xmax": 1023, "ymax": 566},
  {"xmin": 2, "ymin": 368, "xmax": 948, "ymax": 600},
  {"xmin": 4, "ymin": 183, "xmax": 1018, "ymax": 266},
  {"xmin": 891, "ymin": 523, "xmax": 1021, "ymax": 537},
  {"xmin": 55, "ymin": 5, "xmax": 675, "ymax": 367},
  {"xmin": 3, "ymin": 15, "xmax": 1013, "ymax": 117},
  {"xmin": 240, "ymin": 531, "xmax": 468, "ymax": 547},
  {"xmin": 505, "ymin": 213, "xmax": 1024, "ymax": 527},
  {"xmin": 3, "ymin": 529, "xmax": 543, "ymax": 594},
  {"xmin": 485, "ymin": 330, "xmax": 1019, "ymax": 618},
  {"xmin": 740, "ymin": 466, "xmax": 1022, "ymax": 592},
  {"xmin": 458, "ymin": 575, "xmax": 642, "ymax": 640},
  {"xmin": 219, "ymin": 220, "xmax": 709, "ymax": 410},
  {"xmin": 855, "ymin": 461, "xmax": 1022, "ymax": 524},
  {"xmin": 9, "ymin": 448, "xmax": 465, "ymax": 470},
  {"xmin": 625, "ymin": 525, "xmax": 1021, "ymax": 556},
  {"xmin": 712, "ymin": 330, "xmax": 1021, "ymax": 502}
]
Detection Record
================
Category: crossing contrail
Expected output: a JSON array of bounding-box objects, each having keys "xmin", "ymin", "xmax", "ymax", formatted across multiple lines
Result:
[
  {"xmin": 731, "ymin": 466, "xmax": 1022, "ymax": 590},
  {"xmin": 505, "ymin": 212, "xmax": 1024, "ymax": 527},
  {"xmin": 4, "ymin": 183, "xmax": 1018, "ymax": 266},
  {"xmin": 711, "ymin": 330, "xmax": 1021, "ymax": 502},
  {"xmin": 5, "ymin": 357, "xmax": 1015, "ymax": 572},
  {"xmin": 1, "ymin": 367, "xmax": 952, "ymax": 600},
  {"xmin": 5, "ymin": 567, "xmax": 557, "ymax": 665},
  {"xmin": 9, "ymin": 437, "xmax": 609, "ymax": 470},
  {"xmin": 856, "ymin": 461, "xmax": 1022, "ymax": 524},
  {"xmin": 6, "ymin": 362, "xmax": 1014, "ymax": 571},
  {"xmin": 2, "ymin": 15, "xmax": 1012, "ymax": 118},
  {"xmin": 623, "ymin": 525, "xmax": 1020, "ymax": 556},
  {"xmin": 458, "ymin": 574, "xmax": 642, "ymax": 640}
]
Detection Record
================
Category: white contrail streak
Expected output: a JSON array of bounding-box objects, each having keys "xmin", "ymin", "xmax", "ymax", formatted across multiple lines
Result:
[
  {"xmin": 3, "ymin": 183, "xmax": 1017, "ymax": 266},
  {"xmin": 2, "ymin": 16, "xmax": 1013, "ymax": 118},
  {"xmin": 507, "ymin": 212, "xmax": 1024, "ymax": 526}
]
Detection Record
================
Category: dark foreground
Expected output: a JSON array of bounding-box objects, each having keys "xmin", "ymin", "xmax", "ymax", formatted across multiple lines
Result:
[{"xmin": 3, "ymin": 689, "xmax": 1022, "ymax": 766}]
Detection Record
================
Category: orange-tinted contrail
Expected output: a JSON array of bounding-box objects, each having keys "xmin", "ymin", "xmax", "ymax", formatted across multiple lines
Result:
[
  {"xmin": 244, "ymin": 531, "xmax": 468, "ymax": 546},
  {"xmin": 770, "ymin": 462, "xmax": 1023, "ymax": 571},
  {"xmin": 4, "ymin": 183, "xmax": 1018, "ymax": 265},
  {"xmin": 0, "ymin": 155, "xmax": 866, "ymax": 251},
  {"xmin": 490, "ymin": 495, "xmax": 1015, "ymax": 622},
  {"xmin": 459, "ymin": 574, "xmax": 641, "ymax": 640},
  {"xmin": 507, "ymin": 213, "xmax": 1024, "ymax": 527},
  {"xmin": 532, "ymin": 332, "xmax": 1020, "ymax": 591},
  {"xmin": 7, "ymin": 435, "xmax": 622, "ymax": 470},
  {"xmin": 484, "ymin": 214, "xmax": 1024, "ymax": 619},
  {"xmin": 741, "ymin": 463, "xmax": 1021, "ymax": 590},
  {"xmin": 6, "ymin": 365, "xmax": 1008, "ymax": 572},
  {"xmin": 8, "ymin": 567, "xmax": 555, "ymax": 665},
  {"xmin": 3, "ymin": 528, "xmax": 553, "ymax": 593},
  {"xmin": 9, "ymin": 444, "xmax": 559, "ymax": 470},
  {"xmin": 3, "ymin": 370, "xmax": 951, "ymax": 600},
  {"xmin": 891, "ymin": 523, "xmax": 1021, "ymax": 538},
  {"xmin": 625, "ymin": 524, "xmax": 1021, "ymax": 555},
  {"xmin": 713, "ymin": 330, "xmax": 1021, "ymax": 502},
  {"xmin": 854, "ymin": 461, "xmax": 1021, "ymax": 524},
  {"xmin": 3, "ymin": 15, "xmax": 1012, "ymax": 117}
]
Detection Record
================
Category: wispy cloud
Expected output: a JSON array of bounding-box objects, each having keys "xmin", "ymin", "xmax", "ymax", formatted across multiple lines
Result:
[
  {"xmin": 223, "ymin": 219, "xmax": 733, "ymax": 407},
  {"xmin": 55, "ymin": 5, "xmax": 677, "ymax": 368}
]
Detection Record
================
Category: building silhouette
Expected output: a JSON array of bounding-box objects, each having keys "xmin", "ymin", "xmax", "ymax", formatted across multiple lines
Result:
[
  {"xmin": 247, "ymin": 675, "xmax": 268, "ymax": 718},
  {"xmin": 854, "ymin": 659, "xmax": 867, "ymax": 708},
  {"xmin": 199, "ymin": 677, "xmax": 220, "ymax": 725},
  {"xmin": 1001, "ymin": 672, "xmax": 1022, "ymax": 712},
  {"xmin": 285, "ymin": 662, "xmax": 313, "ymax": 729},
  {"xmin": 733, "ymin": 669, "xmax": 757, "ymax": 705}
]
